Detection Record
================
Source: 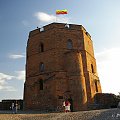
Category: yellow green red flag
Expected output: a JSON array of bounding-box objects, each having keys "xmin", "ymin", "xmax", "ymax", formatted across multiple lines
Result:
[{"xmin": 56, "ymin": 9, "xmax": 68, "ymax": 15}]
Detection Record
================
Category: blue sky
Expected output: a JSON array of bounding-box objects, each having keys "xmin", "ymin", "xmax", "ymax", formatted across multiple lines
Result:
[{"xmin": 0, "ymin": 0, "xmax": 120, "ymax": 101}]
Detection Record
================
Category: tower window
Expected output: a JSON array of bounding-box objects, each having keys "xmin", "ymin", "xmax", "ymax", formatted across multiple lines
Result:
[
  {"xmin": 40, "ymin": 63, "xmax": 44, "ymax": 72},
  {"xmin": 95, "ymin": 81, "xmax": 98, "ymax": 92},
  {"xmin": 39, "ymin": 43, "xmax": 44, "ymax": 52},
  {"xmin": 91, "ymin": 64, "xmax": 94, "ymax": 73},
  {"xmin": 39, "ymin": 79, "xmax": 43, "ymax": 90},
  {"xmin": 67, "ymin": 39, "xmax": 73, "ymax": 49}
]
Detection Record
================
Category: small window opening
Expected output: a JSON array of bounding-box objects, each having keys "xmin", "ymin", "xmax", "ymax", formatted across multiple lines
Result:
[
  {"xmin": 39, "ymin": 79, "xmax": 43, "ymax": 90},
  {"xmin": 91, "ymin": 64, "xmax": 94, "ymax": 73},
  {"xmin": 39, "ymin": 43, "xmax": 44, "ymax": 52},
  {"xmin": 67, "ymin": 39, "xmax": 73, "ymax": 49},
  {"xmin": 95, "ymin": 81, "xmax": 98, "ymax": 92},
  {"xmin": 40, "ymin": 43, "xmax": 44, "ymax": 52},
  {"xmin": 40, "ymin": 63, "xmax": 44, "ymax": 72}
]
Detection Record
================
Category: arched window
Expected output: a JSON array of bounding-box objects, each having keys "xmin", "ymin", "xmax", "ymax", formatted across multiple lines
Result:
[
  {"xmin": 91, "ymin": 64, "xmax": 94, "ymax": 73},
  {"xmin": 39, "ymin": 43, "xmax": 44, "ymax": 52},
  {"xmin": 39, "ymin": 79, "xmax": 43, "ymax": 90},
  {"xmin": 40, "ymin": 62, "xmax": 44, "ymax": 72},
  {"xmin": 95, "ymin": 81, "xmax": 98, "ymax": 92},
  {"xmin": 67, "ymin": 39, "xmax": 73, "ymax": 49}
]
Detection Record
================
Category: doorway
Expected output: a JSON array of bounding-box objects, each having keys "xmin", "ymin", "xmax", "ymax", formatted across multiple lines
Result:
[{"xmin": 68, "ymin": 98, "xmax": 73, "ymax": 112}]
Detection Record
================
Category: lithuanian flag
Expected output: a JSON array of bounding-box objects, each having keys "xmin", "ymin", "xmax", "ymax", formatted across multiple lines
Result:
[{"xmin": 56, "ymin": 9, "xmax": 68, "ymax": 15}]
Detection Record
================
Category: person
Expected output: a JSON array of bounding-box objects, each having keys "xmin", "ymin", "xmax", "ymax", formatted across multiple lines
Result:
[
  {"xmin": 63, "ymin": 101, "xmax": 66, "ymax": 112},
  {"xmin": 11, "ymin": 102, "xmax": 15, "ymax": 114},
  {"xmin": 15, "ymin": 101, "xmax": 18, "ymax": 114},
  {"xmin": 63, "ymin": 100, "xmax": 71, "ymax": 112}
]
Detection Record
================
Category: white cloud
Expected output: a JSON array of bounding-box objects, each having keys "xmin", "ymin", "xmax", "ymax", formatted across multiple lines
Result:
[
  {"xmin": 35, "ymin": 12, "xmax": 56, "ymax": 22},
  {"xmin": 9, "ymin": 54, "xmax": 25, "ymax": 59},
  {"xmin": 0, "ymin": 73, "xmax": 14, "ymax": 81},
  {"xmin": 0, "ymin": 86, "xmax": 16, "ymax": 91},
  {"xmin": 0, "ymin": 70, "xmax": 25, "ymax": 91},
  {"xmin": 0, "ymin": 73, "xmax": 16, "ymax": 91},
  {"xmin": 34, "ymin": 12, "xmax": 70, "ymax": 23},
  {"xmin": 15, "ymin": 70, "xmax": 25, "ymax": 81},
  {"xmin": 95, "ymin": 48, "xmax": 120, "ymax": 95}
]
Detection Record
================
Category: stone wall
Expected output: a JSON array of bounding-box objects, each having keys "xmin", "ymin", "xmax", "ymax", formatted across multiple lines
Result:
[{"xmin": 24, "ymin": 23, "xmax": 102, "ymax": 112}]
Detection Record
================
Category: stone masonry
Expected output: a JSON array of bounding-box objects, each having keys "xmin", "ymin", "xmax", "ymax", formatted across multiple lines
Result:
[{"xmin": 24, "ymin": 23, "xmax": 102, "ymax": 112}]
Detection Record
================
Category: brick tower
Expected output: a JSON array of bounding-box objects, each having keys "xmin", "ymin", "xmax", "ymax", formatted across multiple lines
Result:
[{"xmin": 24, "ymin": 23, "xmax": 102, "ymax": 112}]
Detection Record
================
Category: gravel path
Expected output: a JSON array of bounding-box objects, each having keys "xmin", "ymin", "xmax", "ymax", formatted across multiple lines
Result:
[{"xmin": 0, "ymin": 108, "xmax": 120, "ymax": 120}]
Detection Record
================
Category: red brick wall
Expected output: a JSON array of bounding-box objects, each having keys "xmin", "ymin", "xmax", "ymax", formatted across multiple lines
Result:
[{"xmin": 24, "ymin": 23, "xmax": 102, "ymax": 112}]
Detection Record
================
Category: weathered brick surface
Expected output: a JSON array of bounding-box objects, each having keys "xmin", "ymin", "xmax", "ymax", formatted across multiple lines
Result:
[{"xmin": 24, "ymin": 23, "xmax": 102, "ymax": 112}]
